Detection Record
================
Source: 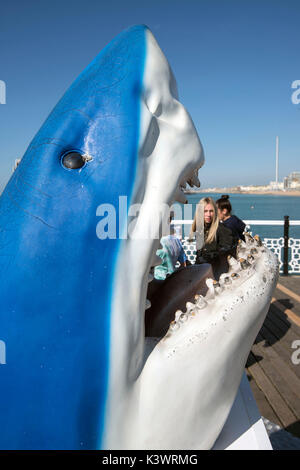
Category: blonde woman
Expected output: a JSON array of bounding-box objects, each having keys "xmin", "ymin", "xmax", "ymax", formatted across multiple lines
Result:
[{"xmin": 190, "ymin": 197, "xmax": 235, "ymax": 278}]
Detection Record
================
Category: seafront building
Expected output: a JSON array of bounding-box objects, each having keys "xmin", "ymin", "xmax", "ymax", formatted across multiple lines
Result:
[
  {"xmin": 269, "ymin": 181, "xmax": 284, "ymax": 190},
  {"xmin": 283, "ymin": 171, "xmax": 300, "ymax": 190},
  {"xmin": 184, "ymin": 170, "xmax": 300, "ymax": 194}
]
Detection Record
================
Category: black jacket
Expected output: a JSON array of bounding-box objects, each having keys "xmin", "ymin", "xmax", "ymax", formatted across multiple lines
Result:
[
  {"xmin": 195, "ymin": 223, "xmax": 235, "ymax": 264},
  {"xmin": 222, "ymin": 215, "xmax": 246, "ymax": 242}
]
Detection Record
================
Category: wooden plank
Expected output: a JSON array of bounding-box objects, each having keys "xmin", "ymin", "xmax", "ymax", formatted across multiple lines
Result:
[
  {"xmin": 272, "ymin": 297, "xmax": 300, "ymax": 328},
  {"xmin": 246, "ymin": 371, "xmax": 282, "ymax": 427},
  {"xmin": 268, "ymin": 305, "xmax": 291, "ymax": 332},
  {"xmin": 252, "ymin": 333, "xmax": 300, "ymax": 419},
  {"xmin": 267, "ymin": 316, "xmax": 300, "ymax": 347},
  {"xmin": 246, "ymin": 352, "xmax": 297, "ymax": 428},
  {"xmin": 263, "ymin": 317, "xmax": 299, "ymax": 361},
  {"xmin": 277, "ymin": 283, "xmax": 300, "ymax": 304},
  {"xmin": 270, "ymin": 302, "xmax": 300, "ymax": 336},
  {"xmin": 265, "ymin": 308, "xmax": 300, "ymax": 347},
  {"xmin": 260, "ymin": 324, "xmax": 300, "ymax": 380},
  {"xmin": 271, "ymin": 297, "xmax": 299, "ymax": 330}
]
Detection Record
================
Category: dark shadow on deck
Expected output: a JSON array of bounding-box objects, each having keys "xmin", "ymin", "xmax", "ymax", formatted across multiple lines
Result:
[{"xmin": 268, "ymin": 420, "xmax": 300, "ymax": 449}]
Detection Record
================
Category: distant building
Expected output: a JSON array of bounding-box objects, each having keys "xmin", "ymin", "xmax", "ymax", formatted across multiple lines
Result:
[
  {"xmin": 269, "ymin": 181, "xmax": 284, "ymax": 190},
  {"xmin": 283, "ymin": 171, "xmax": 300, "ymax": 190}
]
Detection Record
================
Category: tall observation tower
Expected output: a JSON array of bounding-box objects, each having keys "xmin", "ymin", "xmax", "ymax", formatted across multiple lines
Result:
[{"xmin": 275, "ymin": 136, "xmax": 279, "ymax": 189}]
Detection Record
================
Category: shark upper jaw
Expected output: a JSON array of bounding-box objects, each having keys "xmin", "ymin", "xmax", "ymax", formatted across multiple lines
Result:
[
  {"xmin": 103, "ymin": 28, "xmax": 204, "ymax": 446},
  {"xmin": 111, "ymin": 26, "xmax": 205, "ymax": 371}
]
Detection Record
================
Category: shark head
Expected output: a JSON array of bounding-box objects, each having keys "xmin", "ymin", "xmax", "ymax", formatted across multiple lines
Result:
[
  {"xmin": 0, "ymin": 25, "xmax": 203, "ymax": 449},
  {"xmin": 0, "ymin": 25, "xmax": 277, "ymax": 450}
]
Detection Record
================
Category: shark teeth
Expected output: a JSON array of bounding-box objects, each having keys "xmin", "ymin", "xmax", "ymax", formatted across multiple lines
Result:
[
  {"xmin": 179, "ymin": 312, "xmax": 189, "ymax": 323},
  {"xmin": 227, "ymin": 255, "xmax": 239, "ymax": 269},
  {"xmin": 219, "ymin": 272, "xmax": 232, "ymax": 285},
  {"xmin": 186, "ymin": 301, "xmax": 195, "ymax": 312},
  {"xmin": 187, "ymin": 171, "xmax": 201, "ymax": 188},
  {"xmin": 174, "ymin": 187, "xmax": 188, "ymax": 204},
  {"xmin": 180, "ymin": 169, "xmax": 201, "ymax": 191},
  {"xmin": 195, "ymin": 295, "xmax": 207, "ymax": 309},
  {"xmin": 213, "ymin": 280, "xmax": 223, "ymax": 294},
  {"xmin": 236, "ymin": 240, "xmax": 247, "ymax": 257},
  {"xmin": 239, "ymin": 258, "xmax": 250, "ymax": 270},
  {"xmin": 254, "ymin": 234, "xmax": 263, "ymax": 246},
  {"xmin": 163, "ymin": 232, "xmax": 268, "ymax": 338},
  {"xmin": 244, "ymin": 232, "xmax": 255, "ymax": 245},
  {"xmin": 205, "ymin": 279, "xmax": 223, "ymax": 296},
  {"xmin": 205, "ymin": 278, "xmax": 216, "ymax": 299},
  {"xmin": 247, "ymin": 254, "xmax": 255, "ymax": 263},
  {"xmin": 180, "ymin": 181, "xmax": 188, "ymax": 190},
  {"xmin": 168, "ymin": 304, "xmax": 198, "ymax": 335},
  {"xmin": 231, "ymin": 272, "xmax": 240, "ymax": 280},
  {"xmin": 169, "ymin": 320, "xmax": 180, "ymax": 332},
  {"xmin": 222, "ymin": 275, "xmax": 232, "ymax": 286}
]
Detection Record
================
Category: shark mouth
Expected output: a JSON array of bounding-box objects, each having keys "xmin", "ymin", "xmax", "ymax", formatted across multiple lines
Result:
[{"xmin": 102, "ymin": 29, "xmax": 279, "ymax": 450}]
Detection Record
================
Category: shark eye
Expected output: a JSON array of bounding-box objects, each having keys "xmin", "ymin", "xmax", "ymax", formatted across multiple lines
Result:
[{"xmin": 61, "ymin": 152, "xmax": 86, "ymax": 170}]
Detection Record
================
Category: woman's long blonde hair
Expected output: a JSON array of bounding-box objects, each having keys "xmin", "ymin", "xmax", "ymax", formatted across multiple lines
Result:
[{"xmin": 190, "ymin": 197, "xmax": 219, "ymax": 248}]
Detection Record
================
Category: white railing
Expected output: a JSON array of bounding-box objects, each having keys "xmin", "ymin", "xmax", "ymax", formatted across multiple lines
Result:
[{"xmin": 172, "ymin": 219, "xmax": 300, "ymax": 275}]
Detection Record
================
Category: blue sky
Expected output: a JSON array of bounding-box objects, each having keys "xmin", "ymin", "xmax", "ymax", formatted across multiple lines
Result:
[{"xmin": 0, "ymin": 0, "xmax": 299, "ymax": 191}]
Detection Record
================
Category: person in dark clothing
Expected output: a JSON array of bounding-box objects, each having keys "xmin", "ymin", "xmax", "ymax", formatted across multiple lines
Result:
[
  {"xmin": 216, "ymin": 195, "xmax": 246, "ymax": 242},
  {"xmin": 196, "ymin": 223, "xmax": 235, "ymax": 264},
  {"xmin": 190, "ymin": 197, "xmax": 236, "ymax": 280}
]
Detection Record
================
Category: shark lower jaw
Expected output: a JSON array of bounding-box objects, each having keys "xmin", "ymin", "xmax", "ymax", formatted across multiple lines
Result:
[
  {"xmin": 104, "ymin": 226, "xmax": 278, "ymax": 449},
  {"xmin": 139, "ymin": 239, "xmax": 279, "ymax": 450},
  {"xmin": 157, "ymin": 239, "xmax": 279, "ymax": 346}
]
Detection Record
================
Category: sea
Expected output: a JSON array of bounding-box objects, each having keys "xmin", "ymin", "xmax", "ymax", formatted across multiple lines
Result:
[{"xmin": 177, "ymin": 193, "xmax": 300, "ymax": 241}]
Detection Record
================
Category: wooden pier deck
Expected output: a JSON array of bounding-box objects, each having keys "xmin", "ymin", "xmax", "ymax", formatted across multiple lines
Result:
[{"xmin": 246, "ymin": 275, "xmax": 300, "ymax": 439}]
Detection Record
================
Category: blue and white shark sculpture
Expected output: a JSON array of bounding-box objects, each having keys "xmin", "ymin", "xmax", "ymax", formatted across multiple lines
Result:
[{"xmin": 0, "ymin": 25, "xmax": 278, "ymax": 449}]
